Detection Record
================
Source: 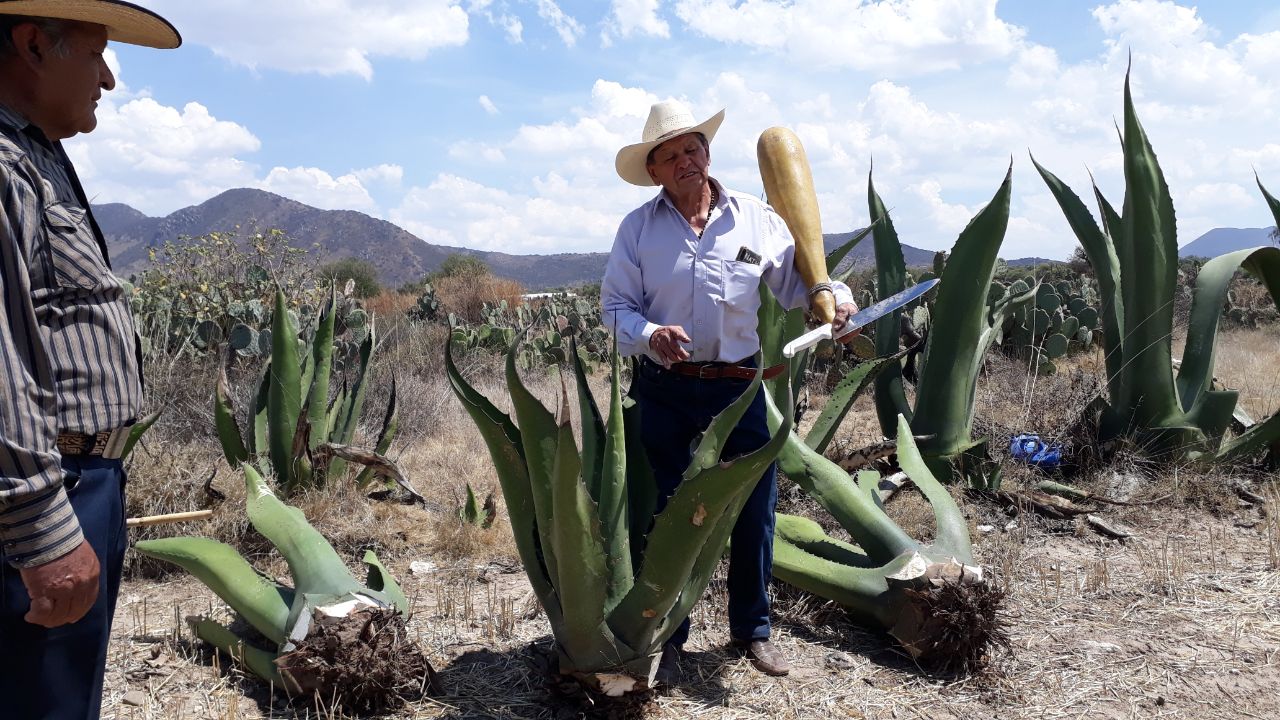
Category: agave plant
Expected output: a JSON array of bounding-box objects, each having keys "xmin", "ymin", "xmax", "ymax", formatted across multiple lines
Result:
[
  {"xmin": 215, "ymin": 288, "xmax": 414, "ymax": 497},
  {"xmin": 866, "ymin": 167, "xmax": 1037, "ymax": 485},
  {"xmin": 446, "ymin": 338, "xmax": 791, "ymax": 695},
  {"xmin": 134, "ymin": 465, "xmax": 436, "ymax": 711},
  {"xmin": 1032, "ymin": 70, "xmax": 1280, "ymax": 464}
]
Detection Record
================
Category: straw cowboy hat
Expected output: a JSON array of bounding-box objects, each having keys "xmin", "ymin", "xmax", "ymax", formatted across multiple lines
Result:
[
  {"xmin": 615, "ymin": 100, "xmax": 725, "ymax": 187},
  {"xmin": 0, "ymin": 0, "xmax": 180, "ymax": 48}
]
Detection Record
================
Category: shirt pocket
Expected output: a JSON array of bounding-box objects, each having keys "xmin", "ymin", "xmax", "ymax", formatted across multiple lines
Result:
[
  {"xmin": 722, "ymin": 259, "xmax": 764, "ymax": 304},
  {"xmin": 44, "ymin": 201, "xmax": 108, "ymax": 291}
]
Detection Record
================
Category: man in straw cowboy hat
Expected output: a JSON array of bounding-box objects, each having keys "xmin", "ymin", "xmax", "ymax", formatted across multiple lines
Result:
[
  {"xmin": 602, "ymin": 101, "xmax": 858, "ymax": 680},
  {"xmin": 0, "ymin": 2, "xmax": 179, "ymax": 717}
]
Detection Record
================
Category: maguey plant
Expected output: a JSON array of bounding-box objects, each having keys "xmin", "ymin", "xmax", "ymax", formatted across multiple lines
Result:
[
  {"xmin": 134, "ymin": 465, "xmax": 437, "ymax": 711},
  {"xmin": 215, "ymin": 288, "xmax": 416, "ymax": 498},
  {"xmin": 1032, "ymin": 69, "xmax": 1280, "ymax": 465},
  {"xmin": 867, "ymin": 166, "xmax": 1037, "ymax": 486},
  {"xmin": 446, "ymin": 339, "xmax": 791, "ymax": 695}
]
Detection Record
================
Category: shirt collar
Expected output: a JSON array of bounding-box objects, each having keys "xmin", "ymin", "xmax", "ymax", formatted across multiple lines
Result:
[
  {"xmin": 651, "ymin": 176, "xmax": 726, "ymax": 216},
  {"xmin": 0, "ymin": 101, "xmax": 55, "ymax": 150}
]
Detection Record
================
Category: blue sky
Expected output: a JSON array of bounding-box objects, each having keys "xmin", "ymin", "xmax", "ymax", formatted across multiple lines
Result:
[{"xmin": 70, "ymin": 1, "xmax": 1280, "ymax": 260}]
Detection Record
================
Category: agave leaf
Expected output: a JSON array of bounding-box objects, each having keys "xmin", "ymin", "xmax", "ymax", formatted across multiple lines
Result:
[
  {"xmin": 355, "ymin": 378, "xmax": 399, "ymax": 488},
  {"xmin": 242, "ymin": 464, "xmax": 363, "ymax": 601},
  {"xmin": 548, "ymin": 384, "xmax": 613, "ymax": 663},
  {"xmin": 766, "ymin": 392, "xmax": 917, "ymax": 564},
  {"xmin": 825, "ymin": 223, "xmax": 876, "ymax": 274},
  {"xmin": 868, "ymin": 171, "xmax": 912, "ymax": 436},
  {"xmin": 134, "ymin": 536, "xmax": 293, "ymax": 645},
  {"xmin": 1114, "ymin": 70, "xmax": 1185, "ymax": 431},
  {"xmin": 215, "ymin": 365, "xmax": 249, "ymax": 467},
  {"xmin": 121, "ymin": 409, "xmax": 163, "ymax": 461},
  {"xmin": 268, "ymin": 291, "xmax": 303, "ymax": 487},
  {"xmin": 772, "ymin": 531, "xmax": 921, "ymax": 627},
  {"xmin": 190, "ymin": 618, "xmax": 287, "ymax": 688},
  {"xmin": 571, "ymin": 339, "xmax": 607, "ymax": 504},
  {"xmin": 911, "ymin": 165, "xmax": 1012, "ymax": 460},
  {"xmin": 805, "ymin": 352, "xmax": 905, "ymax": 454},
  {"xmin": 327, "ymin": 324, "xmax": 376, "ymax": 480},
  {"xmin": 893, "ymin": 417, "xmax": 972, "ymax": 563},
  {"xmin": 1177, "ymin": 247, "xmax": 1280, "ymax": 413},
  {"xmin": 251, "ymin": 363, "xmax": 270, "ymax": 461},
  {"xmin": 307, "ymin": 286, "xmax": 338, "ymax": 448},
  {"xmin": 362, "ymin": 549, "xmax": 410, "ymax": 616},
  {"xmin": 445, "ymin": 340, "xmax": 559, "ymax": 613},
  {"xmin": 598, "ymin": 341, "xmax": 633, "ymax": 613},
  {"xmin": 504, "ymin": 338, "xmax": 562, "ymax": 589},
  {"xmin": 686, "ymin": 353, "xmax": 765, "ymax": 480},
  {"xmin": 774, "ymin": 512, "xmax": 876, "ymax": 568}
]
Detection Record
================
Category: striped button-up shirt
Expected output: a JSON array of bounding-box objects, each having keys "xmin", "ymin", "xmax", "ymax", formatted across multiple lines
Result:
[
  {"xmin": 0, "ymin": 103, "xmax": 142, "ymax": 568},
  {"xmin": 602, "ymin": 178, "xmax": 853, "ymax": 363}
]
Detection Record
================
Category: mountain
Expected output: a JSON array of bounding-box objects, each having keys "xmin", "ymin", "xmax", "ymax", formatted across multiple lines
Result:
[
  {"xmin": 1006, "ymin": 257, "xmax": 1061, "ymax": 267},
  {"xmin": 92, "ymin": 189, "xmax": 945, "ymax": 290},
  {"xmin": 95, "ymin": 189, "xmax": 607, "ymax": 290},
  {"xmin": 1180, "ymin": 227, "xmax": 1277, "ymax": 258}
]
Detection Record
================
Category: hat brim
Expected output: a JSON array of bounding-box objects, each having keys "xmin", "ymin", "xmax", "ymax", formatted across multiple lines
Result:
[
  {"xmin": 0, "ymin": 0, "xmax": 180, "ymax": 49},
  {"xmin": 615, "ymin": 108, "xmax": 725, "ymax": 187}
]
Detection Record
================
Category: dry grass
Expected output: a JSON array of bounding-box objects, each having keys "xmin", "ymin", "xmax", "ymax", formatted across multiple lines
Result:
[
  {"xmin": 105, "ymin": 318, "xmax": 1280, "ymax": 718},
  {"xmin": 434, "ymin": 274, "xmax": 525, "ymax": 323}
]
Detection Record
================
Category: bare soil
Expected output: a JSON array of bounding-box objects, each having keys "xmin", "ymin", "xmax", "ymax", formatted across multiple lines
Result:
[{"xmin": 102, "ymin": 327, "xmax": 1280, "ymax": 719}]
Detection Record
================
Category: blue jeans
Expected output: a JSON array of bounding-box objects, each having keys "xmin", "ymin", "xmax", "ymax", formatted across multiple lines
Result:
[
  {"xmin": 0, "ymin": 455, "xmax": 127, "ymax": 720},
  {"xmin": 632, "ymin": 359, "xmax": 778, "ymax": 646}
]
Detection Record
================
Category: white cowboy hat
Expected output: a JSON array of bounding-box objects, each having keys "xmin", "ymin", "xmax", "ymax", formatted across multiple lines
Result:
[
  {"xmin": 615, "ymin": 100, "xmax": 725, "ymax": 187},
  {"xmin": 0, "ymin": 0, "xmax": 180, "ymax": 49}
]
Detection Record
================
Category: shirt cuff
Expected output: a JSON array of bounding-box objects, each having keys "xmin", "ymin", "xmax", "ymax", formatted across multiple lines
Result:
[
  {"xmin": 1, "ymin": 485, "xmax": 85, "ymax": 569},
  {"xmin": 831, "ymin": 280, "xmax": 855, "ymax": 309},
  {"xmin": 638, "ymin": 322, "xmax": 664, "ymax": 363}
]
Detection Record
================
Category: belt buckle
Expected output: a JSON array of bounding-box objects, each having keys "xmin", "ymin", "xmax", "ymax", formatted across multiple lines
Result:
[{"xmin": 696, "ymin": 364, "xmax": 718, "ymax": 380}]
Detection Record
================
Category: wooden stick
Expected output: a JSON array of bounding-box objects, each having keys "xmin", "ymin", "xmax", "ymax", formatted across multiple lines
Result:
[{"xmin": 126, "ymin": 509, "xmax": 213, "ymax": 528}]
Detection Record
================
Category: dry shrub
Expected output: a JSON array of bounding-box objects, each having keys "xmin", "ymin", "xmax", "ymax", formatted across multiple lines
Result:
[
  {"xmin": 434, "ymin": 274, "xmax": 525, "ymax": 322},
  {"xmin": 362, "ymin": 289, "xmax": 416, "ymax": 321}
]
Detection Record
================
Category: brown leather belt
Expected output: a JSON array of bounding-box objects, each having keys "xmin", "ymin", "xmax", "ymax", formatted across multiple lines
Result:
[
  {"xmin": 55, "ymin": 426, "xmax": 131, "ymax": 459},
  {"xmin": 664, "ymin": 361, "xmax": 787, "ymax": 381}
]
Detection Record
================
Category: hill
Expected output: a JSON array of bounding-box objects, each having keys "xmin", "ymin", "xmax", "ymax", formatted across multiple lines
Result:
[
  {"xmin": 95, "ymin": 189, "xmax": 606, "ymax": 291},
  {"xmin": 93, "ymin": 189, "xmax": 954, "ymax": 290},
  {"xmin": 1180, "ymin": 227, "xmax": 1277, "ymax": 258}
]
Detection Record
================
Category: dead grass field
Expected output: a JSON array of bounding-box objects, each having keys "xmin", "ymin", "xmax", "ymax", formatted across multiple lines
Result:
[{"xmin": 103, "ymin": 326, "xmax": 1280, "ymax": 719}]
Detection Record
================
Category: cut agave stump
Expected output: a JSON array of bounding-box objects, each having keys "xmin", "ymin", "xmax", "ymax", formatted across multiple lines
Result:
[
  {"xmin": 136, "ymin": 466, "xmax": 439, "ymax": 712},
  {"xmin": 768, "ymin": 413, "xmax": 1009, "ymax": 673}
]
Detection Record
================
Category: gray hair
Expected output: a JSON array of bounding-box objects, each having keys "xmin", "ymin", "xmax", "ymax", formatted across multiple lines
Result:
[{"xmin": 0, "ymin": 15, "xmax": 74, "ymax": 60}]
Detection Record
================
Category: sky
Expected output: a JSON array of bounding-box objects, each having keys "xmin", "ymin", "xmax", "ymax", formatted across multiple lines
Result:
[{"xmin": 67, "ymin": 0, "xmax": 1280, "ymax": 260}]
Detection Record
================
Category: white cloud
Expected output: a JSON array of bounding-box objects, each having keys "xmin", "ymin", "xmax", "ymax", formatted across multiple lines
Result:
[
  {"xmin": 146, "ymin": 0, "xmax": 469, "ymax": 79},
  {"xmin": 670, "ymin": 0, "xmax": 1025, "ymax": 74},
  {"xmin": 533, "ymin": 0, "xmax": 584, "ymax": 47},
  {"xmin": 605, "ymin": 0, "xmax": 670, "ymax": 40},
  {"xmin": 479, "ymin": 95, "xmax": 500, "ymax": 115},
  {"xmin": 258, "ymin": 167, "xmax": 380, "ymax": 212}
]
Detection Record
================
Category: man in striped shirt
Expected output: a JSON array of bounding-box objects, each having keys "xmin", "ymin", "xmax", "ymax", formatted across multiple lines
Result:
[{"xmin": 0, "ymin": 3, "xmax": 179, "ymax": 718}]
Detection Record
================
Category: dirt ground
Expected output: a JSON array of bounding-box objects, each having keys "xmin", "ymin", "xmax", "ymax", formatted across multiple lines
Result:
[
  {"xmin": 101, "ymin": 326, "xmax": 1280, "ymax": 719},
  {"xmin": 103, "ymin": 470, "xmax": 1280, "ymax": 719}
]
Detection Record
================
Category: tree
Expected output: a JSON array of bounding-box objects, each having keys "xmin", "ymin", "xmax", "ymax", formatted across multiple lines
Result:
[
  {"xmin": 320, "ymin": 257, "xmax": 381, "ymax": 298},
  {"xmin": 431, "ymin": 253, "xmax": 490, "ymax": 281},
  {"xmin": 1270, "ymin": 225, "xmax": 1279, "ymax": 247}
]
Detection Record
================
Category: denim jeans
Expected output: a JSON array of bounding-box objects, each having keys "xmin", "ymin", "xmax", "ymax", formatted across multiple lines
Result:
[
  {"xmin": 0, "ymin": 455, "xmax": 127, "ymax": 720},
  {"xmin": 632, "ymin": 359, "xmax": 778, "ymax": 646}
]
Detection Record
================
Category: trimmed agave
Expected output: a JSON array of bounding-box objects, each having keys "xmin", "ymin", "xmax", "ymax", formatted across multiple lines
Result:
[{"xmin": 134, "ymin": 466, "xmax": 436, "ymax": 710}]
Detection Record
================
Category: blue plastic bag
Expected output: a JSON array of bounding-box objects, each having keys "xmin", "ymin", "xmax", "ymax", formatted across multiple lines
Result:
[{"xmin": 1009, "ymin": 433, "xmax": 1063, "ymax": 469}]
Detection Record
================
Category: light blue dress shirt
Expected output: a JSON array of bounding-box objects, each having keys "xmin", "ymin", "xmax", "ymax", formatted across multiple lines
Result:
[{"xmin": 602, "ymin": 178, "xmax": 853, "ymax": 363}]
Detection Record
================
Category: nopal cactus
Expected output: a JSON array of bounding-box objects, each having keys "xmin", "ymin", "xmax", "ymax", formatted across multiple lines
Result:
[{"xmin": 446, "ymin": 338, "xmax": 791, "ymax": 695}]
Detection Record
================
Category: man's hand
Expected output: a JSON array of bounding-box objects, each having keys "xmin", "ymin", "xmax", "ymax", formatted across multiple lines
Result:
[
  {"xmin": 649, "ymin": 325, "xmax": 692, "ymax": 364},
  {"xmin": 832, "ymin": 301, "xmax": 861, "ymax": 343},
  {"xmin": 19, "ymin": 540, "xmax": 100, "ymax": 628}
]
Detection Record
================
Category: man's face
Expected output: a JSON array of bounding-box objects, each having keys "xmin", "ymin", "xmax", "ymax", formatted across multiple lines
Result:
[
  {"xmin": 646, "ymin": 133, "xmax": 709, "ymax": 195},
  {"xmin": 35, "ymin": 23, "xmax": 115, "ymax": 140}
]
